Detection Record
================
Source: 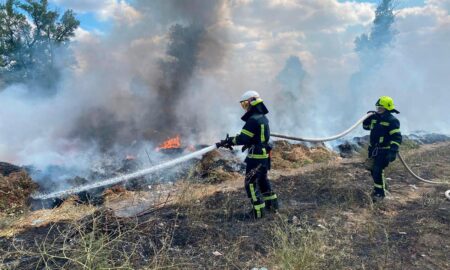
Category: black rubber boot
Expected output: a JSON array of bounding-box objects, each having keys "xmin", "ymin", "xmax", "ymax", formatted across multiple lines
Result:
[{"xmin": 371, "ymin": 192, "xmax": 385, "ymax": 203}]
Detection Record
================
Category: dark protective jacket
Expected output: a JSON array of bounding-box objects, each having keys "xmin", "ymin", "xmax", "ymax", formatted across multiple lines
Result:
[
  {"xmin": 363, "ymin": 111, "xmax": 402, "ymax": 154},
  {"xmin": 231, "ymin": 99, "xmax": 271, "ymax": 167}
]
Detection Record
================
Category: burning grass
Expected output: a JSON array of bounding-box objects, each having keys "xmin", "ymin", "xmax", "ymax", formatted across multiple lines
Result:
[{"xmin": 156, "ymin": 135, "xmax": 181, "ymax": 151}]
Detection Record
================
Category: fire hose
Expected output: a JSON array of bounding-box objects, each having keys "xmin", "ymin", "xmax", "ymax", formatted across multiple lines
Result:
[
  {"xmin": 31, "ymin": 114, "xmax": 450, "ymax": 200},
  {"xmin": 271, "ymin": 113, "xmax": 374, "ymax": 142},
  {"xmin": 271, "ymin": 113, "xmax": 450, "ymax": 200}
]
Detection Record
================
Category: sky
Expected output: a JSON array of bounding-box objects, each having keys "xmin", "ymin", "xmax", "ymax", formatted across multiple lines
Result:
[
  {"xmin": 68, "ymin": 2, "xmax": 414, "ymax": 27},
  {"xmin": 1, "ymin": 0, "xmax": 450, "ymax": 173},
  {"xmin": 49, "ymin": 0, "xmax": 428, "ymax": 34}
]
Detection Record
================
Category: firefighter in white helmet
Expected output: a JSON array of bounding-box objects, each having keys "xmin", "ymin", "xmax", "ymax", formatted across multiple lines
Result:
[{"xmin": 216, "ymin": 91, "xmax": 278, "ymax": 219}]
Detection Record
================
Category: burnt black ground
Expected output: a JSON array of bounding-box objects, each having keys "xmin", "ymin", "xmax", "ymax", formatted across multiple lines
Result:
[{"xmin": 1, "ymin": 143, "xmax": 449, "ymax": 269}]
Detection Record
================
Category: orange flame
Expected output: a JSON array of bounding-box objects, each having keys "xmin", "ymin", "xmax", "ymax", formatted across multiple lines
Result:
[{"xmin": 157, "ymin": 135, "xmax": 181, "ymax": 150}]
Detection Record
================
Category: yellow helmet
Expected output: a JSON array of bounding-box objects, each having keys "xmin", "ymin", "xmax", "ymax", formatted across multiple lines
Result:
[{"xmin": 375, "ymin": 96, "xmax": 399, "ymax": 113}]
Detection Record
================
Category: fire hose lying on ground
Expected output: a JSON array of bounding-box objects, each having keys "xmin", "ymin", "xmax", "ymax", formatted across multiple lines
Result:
[{"xmin": 31, "ymin": 113, "xmax": 450, "ymax": 200}]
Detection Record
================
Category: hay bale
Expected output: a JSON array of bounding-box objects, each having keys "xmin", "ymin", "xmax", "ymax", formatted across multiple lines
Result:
[
  {"xmin": 189, "ymin": 150, "xmax": 243, "ymax": 184},
  {"xmin": 272, "ymin": 141, "xmax": 313, "ymax": 168},
  {"xmin": 0, "ymin": 171, "xmax": 38, "ymax": 214},
  {"xmin": 282, "ymin": 147, "xmax": 313, "ymax": 163},
  {"xmin": 271, "ymin": 140, "xmax": 337, "ymax": 169},
  {"xmin": 309, "ymin": 147, "xmax": 337, "ymax": 162}
]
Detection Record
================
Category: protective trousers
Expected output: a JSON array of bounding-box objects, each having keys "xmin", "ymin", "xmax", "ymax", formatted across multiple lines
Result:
[
  {"xmin": 244, "ymin": 163, "xmax": 278, "ymax": 218},
  {"xmin": 371, "ymin": 152, "xmax": 390, "ymax": 197}
]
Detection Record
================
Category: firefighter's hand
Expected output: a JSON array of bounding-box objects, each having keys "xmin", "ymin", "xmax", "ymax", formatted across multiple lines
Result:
[
  {"xmin": 215, "ymin": 140, "xmax": 231, "ymax": 149},
  {"xmin": 215, "ymin": 134, "xmax": 233, "ymax": 150},
  {"xmin": 387, "ymin": 151, "xmax": 397, "ymax": 162}
]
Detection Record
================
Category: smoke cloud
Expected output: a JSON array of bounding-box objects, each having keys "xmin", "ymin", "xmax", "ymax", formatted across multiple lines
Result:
[
  {"xmin": 0, "ymin": 0, "xmax": 230, "ymax": 189},
  {"xmin": 68, "ymin": 0, "xmax": 230, "ymax": 148}
]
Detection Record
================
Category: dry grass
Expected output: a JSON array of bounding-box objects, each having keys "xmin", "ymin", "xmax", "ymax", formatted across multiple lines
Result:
[
  {"xmin": 0, "ymin": 171, "xmax": 37, "ymax": 214},
  {"xmin": 0, "ymin": 171, "xmax": 39, "ymax": 237},
  {"xmin": 2, "ymin": 209, "xmax": 188, "ymax": 270},
  {"xmin": 268, "ymin": 217, "xmax": 329, "ymax": 270},
  {"xmin": 0, "ymin": 197, "xmax": 96, "ymax": 238},
  {"xmin": 3, "ymin": 210, "xmax": 136, "ymax": 269}
]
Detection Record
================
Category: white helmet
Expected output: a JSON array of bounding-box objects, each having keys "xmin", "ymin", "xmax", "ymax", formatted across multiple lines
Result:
[{"xmin": 240, "ymin": 90, "xmax": 260, "ymax": 102}]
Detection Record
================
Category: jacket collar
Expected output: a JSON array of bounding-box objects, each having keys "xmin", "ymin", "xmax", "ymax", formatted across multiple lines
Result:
[
  {"xmin": 378, "ymin": 110, "xmax": 392, "ymax": 119},
  {"xmin": 241, "ymin": 101, "xmax": 269, "ymax": 121}
]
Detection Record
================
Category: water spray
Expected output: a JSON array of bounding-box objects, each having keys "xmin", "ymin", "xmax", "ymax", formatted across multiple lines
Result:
[{"xmin": 31, "ymin": 145, "xmax": 217, "ymax": 200}]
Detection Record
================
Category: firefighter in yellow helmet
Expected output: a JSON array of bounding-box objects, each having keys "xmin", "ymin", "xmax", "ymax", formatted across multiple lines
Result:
[{"xmin": 363, "ymin": 96, "xmax": 402, "ymax": 202}]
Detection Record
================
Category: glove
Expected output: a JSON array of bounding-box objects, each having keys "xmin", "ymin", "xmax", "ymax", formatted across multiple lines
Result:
[
  {"xmin": 387, "ymin": 150, "xmax": 397, "ymax": 162},
  {"xmin": 367, "ymin": 110, "xmax": 377, "ymax": 114},
  {"xmin": 215, "ymin": 134, "xmax": 233, "ymax": 150}
]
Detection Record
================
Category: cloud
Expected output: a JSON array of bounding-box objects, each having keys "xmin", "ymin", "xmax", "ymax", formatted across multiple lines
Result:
[
  {"xmin": 51, "ymin": 0, "xmax": 142, "ymax": 25},
  {"xmin": 51, "ymin": 0, "xmax": 112, "ymax": 12},
  {"xmin": 427, "ymin": 0, "xmax": 450, "ymax": 12},
  {"xmin": 73, "ymin": 27, "xmax": 93, "ymax": 41},
  {"xmin": 223, "ymin": 0, "xmax": 375, "ymax": 90},
  {"xmin": 96, "ymin": 0, "xmax": 142, "ymax": 24},
  {"xmin": 231, "ymin": 0, "xmax": 374, "ymax": 32}
]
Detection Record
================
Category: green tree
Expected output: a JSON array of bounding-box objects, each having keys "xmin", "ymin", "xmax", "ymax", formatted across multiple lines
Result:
[
  {"xmin": 355, "ymin": 0, "xmax": 397, "ymax": 53},
  {"xmin": 347, "ymin": 0, "xmax": 398, "ymax": 119},
  {"xmin": 0, "ymin": 0, "xmax": 79, "ymax": 94},
  {"xmin": 0, "ymin": 0, "xmax": 30, "ymax": 85}
]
